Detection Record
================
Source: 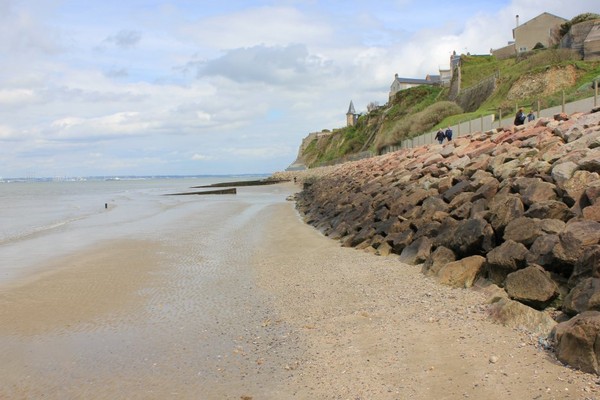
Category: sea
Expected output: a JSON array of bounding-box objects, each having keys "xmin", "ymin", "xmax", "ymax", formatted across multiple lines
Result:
[
  {"xmin": 0, "ymin": 175, "xmax": 275, "ymax": 284},
  {"xmin": 0, "ymin": 175, "xmax": 304, "ymax": 398}
]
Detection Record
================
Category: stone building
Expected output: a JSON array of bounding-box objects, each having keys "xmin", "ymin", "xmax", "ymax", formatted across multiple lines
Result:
[
  {"xmin": 346, "ymin": 100, "xmax": 358, "ymax": 127},
  {"xmin": 561, "ymin": 18, "xmax": 600, "ymax": 61}
]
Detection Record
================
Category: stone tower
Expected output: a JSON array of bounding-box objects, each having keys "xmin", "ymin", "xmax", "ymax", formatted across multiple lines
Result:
[{"xmin": 346, "ymin": 100, "xmax": 357, "ymax": 127}]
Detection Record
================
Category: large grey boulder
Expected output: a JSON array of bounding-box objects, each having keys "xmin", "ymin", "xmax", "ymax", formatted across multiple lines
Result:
[
  {"xmin": 562, "ymin": 170, "xmax": 600, "ymax": 206},
  {"xmin": 513, "ymin": 177, "xmax": 557, "ymax": 207},
  {"xmin": 551, "ymin": 161, "xmax": 579, "ymax": 185},
  {"xmin": 436, "ymin": 255, "xmax": 485, "ymax": 288},
  {"xmin": 563, "ymin": 219, "xmax": 600, "ymax": 246},
  {"xmin": 552, "ymin": 311, "xmax": 600, "ymax": 374},
  {"xmin": 398, "ymin": 236, "xmax": 432, "ymax": 265},
  {"xmin": 503, "ymin": 217, "xmax": 544, "ymax": 247},
  {"xmin": 578, "ymin": 150, "xmax": 600, "ymax": 173},
  {"xmin": 563, "ymin": 278, "xmax": 600, "ymax": 316},
  {"xmin": 586, "ymin": 182, "xmax": 600, "ymax": 205},
  {"xmin": 569, "ymin": 245, "xmax": 600, "ymax": 288},
  {"xmin": 551, "ymin": 231, "xmax": 585, "ymax": 276},
  {"xmin": 488, "ymin": 194, "xmax": 525, "ymax": 235},
  {"xmin": 527, "ymin": 234, "xmax": 560, "ymax": 268},
  {"xmin": 435, "ymin": 218, "xmax": 495, "ymax": 257},
  {"xmin": 485, "ymin": 240, "xmax": 529, "ymax": 286},
  {"xmin": 386, "ymin": 229, "xmax": 414, "ymax": 254},
  {"xmin": 441, "ymin": 180, "xmax": 473, "ymax": 203},
  {"xmin": 422, "ymin": 246, "xmax": 456, "ymax": 277},
  {"xmin": 524, "ymin": 200, "xmax": 575, "ymax": 221},
  {"xmin": 489, "ymin": 297, "xmax": 557, "ymax": 337},
  {"xmin": 504, "ymin": 265, "xmax": 559, "ymax": 310}
]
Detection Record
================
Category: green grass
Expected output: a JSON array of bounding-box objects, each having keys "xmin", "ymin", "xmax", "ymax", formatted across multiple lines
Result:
[
  {"xmin": 460, "ymin": 55, "xmax": 502, "ymax": 89},
  {"xmin": 440, "ymin": 49, "xmax": 600, "ymax": 125},
  {"xmin": 301, "ymin": 48, "xmax": 600, "ymax": 166},
  {"xmin": 375, "ymin": 101, "xmax": 462, "ymax": 151}
]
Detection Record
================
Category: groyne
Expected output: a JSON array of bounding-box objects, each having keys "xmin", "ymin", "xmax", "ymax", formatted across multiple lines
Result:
[{"xmin": 274, "ymin": 108, "xmax": 600, "ymax": 374}]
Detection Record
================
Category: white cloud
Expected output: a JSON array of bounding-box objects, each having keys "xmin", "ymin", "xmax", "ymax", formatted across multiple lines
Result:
[
  {"xmin": 0, "ymin": 124, "xmax": 15, "ymax": 139},
  {"xmin": 191, "ymin": 153, "xmax": 213, "ymax": 161},
  {"xmin": 0, "ymin": 0, "xmax": 598, "ymax": 177},
  {"xmin": 196, "ymin": 44, "xmax": 338, "ymax": 86},
  {"xmin": 179, "ymin": 6, "xmax": 332, "ymax": 49},
  {"xmin": 0, "ymin": 88, "xmax": 38, "ymax": 105},
  {"xmin": 226, "ymin": 144, "xmax": 293, "ymax": 159}
]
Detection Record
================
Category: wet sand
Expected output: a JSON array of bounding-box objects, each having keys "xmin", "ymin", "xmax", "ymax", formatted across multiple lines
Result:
[{"xmin": 1, "ymin": 183, "xmax": 598, "ymax": 399}]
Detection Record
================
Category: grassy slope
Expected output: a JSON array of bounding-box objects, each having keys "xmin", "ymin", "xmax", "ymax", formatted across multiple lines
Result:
[
  {"xmin": 443, "ymin": 50, "xmax": 600, "ymax": 126},
  {"xmin": 301, "ymin": 49, "xmax": 600, "ymax": 167}
]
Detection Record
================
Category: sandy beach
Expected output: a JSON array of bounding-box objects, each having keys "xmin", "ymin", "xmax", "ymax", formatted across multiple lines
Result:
[{"xmin": 1, "ymin": 183, "xmax": 598, "ymax": 399}]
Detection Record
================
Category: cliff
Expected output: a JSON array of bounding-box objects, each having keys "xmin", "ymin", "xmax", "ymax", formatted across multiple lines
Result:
[
  {"xmin": 290, "ymin": 48, "xmax": 600, "ymax": 170},
  {"xmin": 277, "ymin": 107, "xmax": 600, "ymax": 374}
]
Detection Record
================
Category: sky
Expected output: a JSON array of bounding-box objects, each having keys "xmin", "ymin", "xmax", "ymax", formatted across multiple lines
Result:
[{"xmin": 0, "ymin": 0, "xmax": 597, "ymax": 178}]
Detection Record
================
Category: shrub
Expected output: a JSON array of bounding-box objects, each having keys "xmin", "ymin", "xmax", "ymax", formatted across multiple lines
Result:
[
  {"xmin": 559, "ymin": 13, "xmax": 600, "ymax": 38},
  {"xmin": 375, "ymin": 101, "xmax": 462, "ymax": 152}
]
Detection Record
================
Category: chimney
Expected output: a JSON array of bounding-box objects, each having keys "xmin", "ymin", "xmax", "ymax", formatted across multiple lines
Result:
[{"xmin": 516, "ymin": 14, "xmax": 519, "ymax": 27}]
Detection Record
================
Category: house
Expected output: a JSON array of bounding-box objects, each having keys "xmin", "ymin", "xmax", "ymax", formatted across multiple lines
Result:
[
  {"xmin": 513, "ymin": 12, "xmax": 567, "ymax": 52},
  {"xmin": 439, "ymin": 68, "xmax": 452, "ymax": 84},
  {"xmin": 493, "ymin": 12, "xmax": 567, "ymax": 58},
  {"xmin": 388, "ymin": 52, "xmax": 459, "ymax": 100},
  {"xmin": 389, "ymin": 74, "xmax": 441, "ymax": 101}
]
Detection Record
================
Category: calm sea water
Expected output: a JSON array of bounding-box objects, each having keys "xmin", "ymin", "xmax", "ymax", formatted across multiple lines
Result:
[{"xmin": 0, "ymin": 175, "xmax": 274, "ymax": 283}]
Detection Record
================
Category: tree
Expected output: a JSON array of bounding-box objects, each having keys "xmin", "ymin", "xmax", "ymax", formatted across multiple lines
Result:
[
  {"xmin": 532, "ymin": 42, "xmax": 545, "ymax": 50},
  {"xmin": 366, "ymin": 101, "xmax": 380, "ymax": 112},
  {"xmin": 558, "ymin": 13, "xmax": 600, "ymax": 38}
]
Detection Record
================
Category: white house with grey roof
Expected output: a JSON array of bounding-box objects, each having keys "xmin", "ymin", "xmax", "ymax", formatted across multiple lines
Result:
[
  {"xmin": 388, "ymin": 74, "xmax": 441, "ymax": 101},
  {"xmin": 388, "ymin": 52, "xmax": 457, "ymax": 101}
]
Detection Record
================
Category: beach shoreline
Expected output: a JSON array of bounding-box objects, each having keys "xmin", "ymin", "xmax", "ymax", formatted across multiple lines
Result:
[{"xmin": 0, "ymin": 182, "xmax": 598, "ymax": 399}]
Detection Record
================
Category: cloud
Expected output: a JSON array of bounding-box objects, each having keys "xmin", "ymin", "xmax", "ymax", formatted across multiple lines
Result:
[
  {"xmin": 195, "ymin": 44, "xmax": 337, "ymax": 86},
  {"xmin": 0, "ymin": 88, "xmax": 38, "ymax": 106},
  {"xmin": 191, "ymin": 153, "xmax": 213, "ymax": 161},
  {"xmin": 179, "ymin": 6, "xmax": 332, "ymax": 49},
  {"xmin": 104, "ymin": 30, "xmax": 142, "ymax": 49},
  {"xmin": 47, "ymin": 112, "xmax": 158, "ymax": 141},
  {"xmin": 0, "ymin": 1, "xmax": 63, "ymax": 55},
  {"xmin": 104, "ymin": 67, "xmax": 129, "ymax": 78},
  {"xmin": 225, "ymin": 144, "xmax": 293, "ymax": 159},
  {"xmin": 1, "ymin": 0, "xmax": 599, "ymax": 178},
  {"xmin": 0, "ymin": 124, "xmax": 16, "ymax": 139}
]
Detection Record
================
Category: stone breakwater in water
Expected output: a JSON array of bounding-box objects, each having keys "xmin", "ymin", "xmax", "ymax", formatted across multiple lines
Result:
[{"xmin": 276, "ymin": 109, "xmax": 600, "ymax": 374}]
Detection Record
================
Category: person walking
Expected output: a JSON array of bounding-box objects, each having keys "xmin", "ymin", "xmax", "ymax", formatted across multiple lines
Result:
[
  {"xmin": 514, "ymin": 108, "xmax": 526, "ymax": 126},
  {"xmin": 435, "ymin": 128, "xmax": 445, "ymax": 144},
  {"xmin": 444, "ymin": 127, "xmax": 453, "ymax": 141}
]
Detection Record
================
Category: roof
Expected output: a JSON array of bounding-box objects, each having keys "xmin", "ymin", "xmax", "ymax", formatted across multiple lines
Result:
[
  {"xmin": 347, "ymin": 100, "xmax": 356, "ymax": 115},
  {"xmin": 393, "ymin": 77, "xmax": 436, "ymax": 85},
  {"xmin": 513, "ymin": 12, "xmax": 568, "ymax": 36}
]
